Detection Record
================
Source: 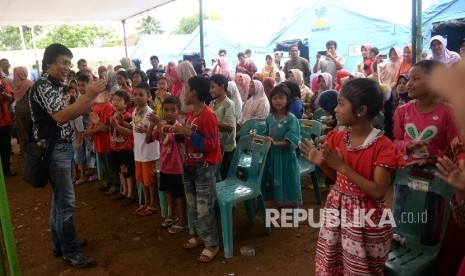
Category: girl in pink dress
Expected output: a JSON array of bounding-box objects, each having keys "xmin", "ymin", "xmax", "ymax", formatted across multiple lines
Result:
[{"xmin": 300, "ymin": 78, "xmax": 404, "ymax": 275}]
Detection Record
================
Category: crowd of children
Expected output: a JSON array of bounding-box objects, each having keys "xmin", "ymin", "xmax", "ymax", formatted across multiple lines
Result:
[{"xmin": 4, "ymin": 36, "xmax": 464, "ymax": 271}]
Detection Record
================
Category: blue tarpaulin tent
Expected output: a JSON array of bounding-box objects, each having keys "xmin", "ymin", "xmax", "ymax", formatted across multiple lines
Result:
[
  {"xmin": 422, "ymin": 0, "xmax": 465, "ymax": 53},
  {"xmin": 267, "ymin": 0, "xmax": 411, "ymax": 73}
]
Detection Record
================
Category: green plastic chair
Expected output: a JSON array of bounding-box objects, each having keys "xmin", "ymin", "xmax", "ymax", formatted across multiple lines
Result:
[
  {"xmin": 237, "ymin": 119, "xmax": 267, "ymax": 181},
  {"xmin": 312, "ymin": 108, "xmax": 325, "ymax": 121},
  {"xmin": 216, "ymin": 135, "xmax": 271, "ymax": 258},
  {"xmin": 298, "ymin": 119, "xmax": 323, "ymax": 204},
  {"xmin": 385, "ymin": 167, "xmax": 454, "ymax": 276}
]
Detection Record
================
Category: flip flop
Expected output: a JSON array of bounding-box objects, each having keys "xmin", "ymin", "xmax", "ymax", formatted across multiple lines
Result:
[
  {"xmin": 183, "ymin": 237, "xmax": 203, "ymax": 249},
  {"xmin": 138, "ymin": 206, "xmax": 158, "ymax": 216},
  {"xmin": 132, "ymin": 205, "xmax": 146, "ymax": 215},
  {"xmin": 168, "ymin": 224, "xmax": 188, "ymax": 234},
  {"xmin": 74, "ymin": 179, "xmax": 87, "ymax": 186},
  {"xmin": 197, "ymin": 247, "xmax": 219, "ymax": 263},
  {"xmin": 162, "ymin": 217, "xmax": 179, "ymax": 228}
]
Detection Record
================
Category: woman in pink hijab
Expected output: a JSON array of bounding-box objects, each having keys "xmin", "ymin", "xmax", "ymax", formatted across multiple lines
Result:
[
  {"xmin": 235, "ymin": 73, "xmax": 251, "ymax": 104},
  {"xmin": 213, "ymin": 57, "xmax": 231, "ymax": 79},
  {"xmin": 167, "ymin": 66, "xmax": 183, "ymax": 98},
  {"xmin": 377, "ymin": 47, "xmax": 403, "ymax": 86},
  {"xmin": 13, "ymin": 66, "xmax": 33, "ymax": 154},
  {"xmin": 356, "ymin": 44, "xmax": 372, "ymax": 74},
  {"xmin": 237, "ymin": 80, "xmax": 270, "ymax": 126}
]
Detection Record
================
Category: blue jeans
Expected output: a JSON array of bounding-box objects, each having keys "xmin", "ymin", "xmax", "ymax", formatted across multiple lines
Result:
[
  {"xmin": 183, "ymin": 164, "xmax": 219, "ymax": 247},
  {"xmin": 48, "ymin": 143, "xmax": 80, "ymax": 258}
]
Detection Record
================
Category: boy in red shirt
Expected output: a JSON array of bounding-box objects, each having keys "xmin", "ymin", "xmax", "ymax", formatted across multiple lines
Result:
[
  {"xmin": 0, "ymin": 79, "xmax": 15, "ymax": 176},
  {"xmin": 85, "ymin": 86, "xmax": 120, "ymax": 195},
  {"xmin": 172, "ymin": 76, "xmax": 221, "ymax": 263}
]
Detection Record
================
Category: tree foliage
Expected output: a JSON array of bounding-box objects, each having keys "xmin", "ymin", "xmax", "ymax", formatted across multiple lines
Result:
[
  {"xmin": 173, "ymin": 13, "xmax": 222, "ymax": 34},
  {"xmin": 136, "ymin": 16, "xmax": 164, "ymax": 35},
  {"xmin": 0, "ymin": 25, "xmax": 117, "ymax": 50},
  {"xmin": 37, "ymin": 25, "xmax": 117, "ymax": 48},
  {"xmin": 0, "ymin": 26, "xmax": 43, "ymax": 51}
]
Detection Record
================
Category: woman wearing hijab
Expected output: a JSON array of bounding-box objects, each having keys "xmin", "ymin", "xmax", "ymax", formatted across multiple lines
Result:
[
  {"xmin": 289, "ymin": 69, "xmax": 313, "ymax": 111},
  {"xmin": 212, "ymin": 57, "xmax": 231, "ymax": 79},
  {"xmin": 306, "ymin": 72, "xmax": 332, "ymax": 119},
  {"xmin": 275, "ymin": 71, "xmax": 286, "ymax": 85},
  {"xmin": 235, "ymin": 73, "xmax": 251, "ymax": 104},
  {"xmin": 334, "ymin": 70, "xmax": 351, "ymax": 91},
  {"xmin": 261, "ymin": 55, "xmax": 278, "ymax": 80},
  {"xmin": 176, "ymin": 61, "xmax": 197, "ymax": 115},
  {"xmin": 227, "ymin": 81, "xmax": 242, "ymax": 122},
  {"xmin": 237, "ymin": 80, "xmax": 270, "ymax": 126},
  {"xmin": 263, "ymin": 77, "xmax": 275, "ymax": 98},
  {"xmin": 377, "ymin": 47, "xmax": 403, "ymax": 86},
  {"xmin": 356, "ymin": 44, "xmax": 372, "ymax": 74},
  {"xmin": 167, "ymin": 66, "xmax": 183, "ymax": 98},
  {"xmin": 391, "ymin": 45, "xmax": 413, "ymax": 89},
  {"xmin": 106, "ymin": 71, "xmax": 119, "ymax": 93},
  {"xmin": 428, "ymin": 35, "xmax": 461, "ymax": 67},
  {"xmin": 13, "ymin": 66, "xmax": 33, "ymax": 154}
]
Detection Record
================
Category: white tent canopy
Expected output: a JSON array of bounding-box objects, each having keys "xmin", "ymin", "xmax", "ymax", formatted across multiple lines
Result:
[{"xmin": 0, "ymin": 0, "xmax": 175, "ymax": 26}]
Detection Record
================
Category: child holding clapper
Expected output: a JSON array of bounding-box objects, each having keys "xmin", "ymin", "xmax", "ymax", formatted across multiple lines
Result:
[
  {"xmin": 171, "ymin": 76, "xmax": 222, "ymax": 263},
  {"xmin": 300, "ymin": 78, "xmax": 404, "ymax": 275}
]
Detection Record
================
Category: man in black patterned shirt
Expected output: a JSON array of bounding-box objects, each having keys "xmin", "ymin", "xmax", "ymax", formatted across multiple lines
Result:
[{"xmin": 30, "ymin": 44, "xmax": 106, "ymax": 268}]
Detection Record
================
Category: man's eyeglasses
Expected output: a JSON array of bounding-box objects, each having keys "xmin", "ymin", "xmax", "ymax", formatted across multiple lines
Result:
[{"xmin": 56, "ymin": 59, "xmax": 73, "ymax": 68}]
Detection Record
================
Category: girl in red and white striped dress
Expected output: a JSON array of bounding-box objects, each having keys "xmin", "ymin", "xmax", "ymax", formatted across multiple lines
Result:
[{"xmin": 300, "ymin": 78, "xmax": 404, "ymax": 275}]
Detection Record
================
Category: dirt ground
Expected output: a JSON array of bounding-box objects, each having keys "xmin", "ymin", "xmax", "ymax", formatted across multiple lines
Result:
[{"xmin": 3, "ymin": 139, "xmax": 393, "ymax": 276}]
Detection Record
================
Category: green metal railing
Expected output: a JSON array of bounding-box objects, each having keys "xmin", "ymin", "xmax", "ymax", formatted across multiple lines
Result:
[{"xmin": 0, "ymin": 159, "xmax": 21, "ymax": 276}]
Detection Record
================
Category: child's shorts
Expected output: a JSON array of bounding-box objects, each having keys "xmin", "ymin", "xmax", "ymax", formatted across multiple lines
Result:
[
  {"xmin": 159, "ymin": 172, "xmax": 184, "ymax": 198},
  {"xmin": 112, "ymin": 150, "xmax": 135, "ymax": 178},
  {"xmin": 135, "ymin": 160, "xmax": 156, "ymax": 187},
  {"xmin": 73, "ymin": 142, "xmax": 86, "ymax": 165}
]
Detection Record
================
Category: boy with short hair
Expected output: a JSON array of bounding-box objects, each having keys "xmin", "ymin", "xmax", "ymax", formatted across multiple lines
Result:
[{"xmin": 172, "ymin": 76, "xmax": 221, "ymax": 262}]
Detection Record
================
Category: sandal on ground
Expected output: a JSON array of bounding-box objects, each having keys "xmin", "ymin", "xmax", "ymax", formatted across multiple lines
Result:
[
  {"xmin": 197, "ymin": 247, "xmax": 219, "ymax": 263},
  {"xmin": 183, "ymin": 237, "xmax": 203, "ymax": 249},
  {"xmin": 132, "ymin": 205, "xmax": 147, "ymax": 215},
  {"xmin": 74, "ymin": 179, "xmax": 87, "ymax": 186},
  {"xmin": 168, "ymin": 224, "xmax": 188, "ymax": 234},
  {"xmin": 138, "ymin": 206, "xmax": 158, "ymax": 216},
  {"xmin": 161, "ymin": 217, "xmax": 179, "ymax": 228},
  {"xmin": 110, "ymin": 193, "xmax": 126, "ymax": 201},
  {"xmin": 88, "ymin": 175, "xmax": 99, "ymax": 183},
  {"xmin": 98, "ymin": 181, "xmax": 110, "ymax": 191},
  {"xmin": 120, "ymin": 197, "xmax": 136, "ymax": 206},
  {"xmin": 105, "ymin": 186, "xmax": 119, "ymax": 196}
]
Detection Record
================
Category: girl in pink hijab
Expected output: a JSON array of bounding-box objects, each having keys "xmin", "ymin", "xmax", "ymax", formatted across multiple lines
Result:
[
  {"xmin": 237, "ymin": 80, "xmax": 270, "ymax": 125},
  {"xmin": 235, "ymin": 73, "xmax": 251, "ymax": 103},
  {"xmin": 13, "ymin": 66, "xmax": 33, "ymax": 154},
  {"xmin": 167, "ymin": 66, "xmax": 183, "ymax": 97}
]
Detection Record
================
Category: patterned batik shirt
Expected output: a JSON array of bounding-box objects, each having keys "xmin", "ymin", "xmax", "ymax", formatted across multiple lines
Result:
[{"xmin": 29, "ymin": 73, "xmax": 73, "ymax": 140}]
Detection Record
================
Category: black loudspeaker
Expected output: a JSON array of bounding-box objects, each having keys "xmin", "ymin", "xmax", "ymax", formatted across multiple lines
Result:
[{"xmin": 183, "ymin": 52, "xmax": 201, "ymax": 66}]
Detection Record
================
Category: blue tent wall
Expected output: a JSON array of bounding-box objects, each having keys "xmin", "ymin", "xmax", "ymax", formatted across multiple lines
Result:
[
  {"xmin": 180, "ymin": 20, "xmax": 268, "ymax": 70},
  {"xmin": 267, "ymin": 0, "xmax": 411, "ymax": 74},
  {"xmin": 422, "ymin": 0, "xmax": 465, "ymax": 53}
]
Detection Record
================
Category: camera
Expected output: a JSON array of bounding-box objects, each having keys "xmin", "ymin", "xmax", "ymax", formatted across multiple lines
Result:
[
  {"xmin": 378, "ymin": 54, "xmax": 388, "ymax": 59},
  {"xmin": 317, "ymin": 51, "xmax": 327, "ymax": 56}
]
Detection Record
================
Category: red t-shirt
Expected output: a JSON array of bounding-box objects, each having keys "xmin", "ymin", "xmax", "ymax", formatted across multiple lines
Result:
[
  {"xmin": 151, "ymin": 121, "xmax": 183, "ymax": 174},
  {"xmin": 92, "ymin": 102, "xmax": 114, "ymax": 153},
  {"xmin": 184, "ymin": 106, "xmax": 222, "ymax": 166},
  {"xmin": 110, "ymin": 111, "xmax": 134, "ymax": 152},
  {"xmin": 0, "ymin": 79, "xmax": 13, "ymax": 127}
]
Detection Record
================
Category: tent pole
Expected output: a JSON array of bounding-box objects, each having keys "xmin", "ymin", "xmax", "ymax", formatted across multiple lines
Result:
[
  {"xmin": 416, "ymin": 0, "xmax": 423, "ymax": 61},
  {"xmin": 123, "ymin": 20, "xmax": 128, "ymax": 57},
  {"xmin": 199, "ymin": 0, "xmax": 204, "ymax": 58},
  {"xmin": 31, "ymin": 26, "xmax": 40, "ymax": 76},
  {"xmin": 412, "ymin": 0, "xmax": 417, "ymax": 64}
]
